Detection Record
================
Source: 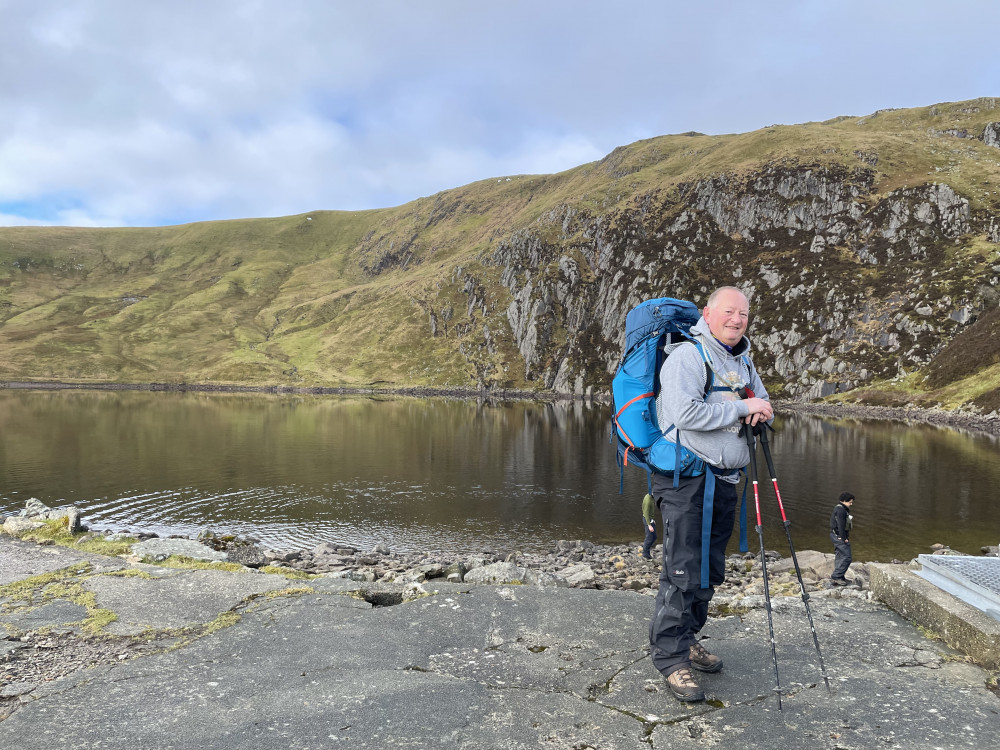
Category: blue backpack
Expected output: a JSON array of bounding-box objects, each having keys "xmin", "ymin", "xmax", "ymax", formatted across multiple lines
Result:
[
  {"xmin": 610, "ymin": 297, "xmax": 750, "ymax": 586},
  {"xmin": 611, "ymin": 297, "xmax": 707, "ymax": 489}
]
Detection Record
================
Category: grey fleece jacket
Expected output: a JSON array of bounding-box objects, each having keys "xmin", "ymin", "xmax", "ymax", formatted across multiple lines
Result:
[{"xmin": 654, "ymin": 316, "xmax": 769, "ymax": 480}]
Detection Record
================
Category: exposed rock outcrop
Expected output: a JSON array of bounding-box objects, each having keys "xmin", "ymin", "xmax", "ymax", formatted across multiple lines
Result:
[
  {"xmin": 983, "ymin": 122, "xmax": 1000, "ymax": 149},
  {"xmin": 458, "ymin": 164, "xmax": 996, "ymax": 399}
]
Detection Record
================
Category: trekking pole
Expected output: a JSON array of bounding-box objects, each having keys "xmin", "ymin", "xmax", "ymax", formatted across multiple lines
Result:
[
  {"xmin": 758, "ymin": 426, "xmax": 832, "ymax": 693},
  {"xmin": 745, "ymin": 424, "xmax": 783, "ymax": 710}
]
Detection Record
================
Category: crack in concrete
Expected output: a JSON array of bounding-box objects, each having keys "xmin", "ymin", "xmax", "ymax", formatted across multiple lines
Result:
[
  {"xmin": 894, "ymin": 647, "xmax": 942, "ymax": 669},
  {"xmin": 586, "ymin": 650, "xmax": 650, "ymax": 698},
  {"xmin": 398, "ymin": 641, "xmax": 794, "ymax": 748}
]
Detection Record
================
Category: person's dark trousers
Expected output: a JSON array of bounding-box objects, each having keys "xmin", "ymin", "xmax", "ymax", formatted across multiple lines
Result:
[
  {"xmin": 830, "ymin": 532, "xmax": 852, "ymax": 579},
  {"xmin": 642, "ymin": 518, "xmax": 657, "ymax": 558},
  {"xmin": 649, "ymin": 471, "xmax": 737, "ymax": 677}
]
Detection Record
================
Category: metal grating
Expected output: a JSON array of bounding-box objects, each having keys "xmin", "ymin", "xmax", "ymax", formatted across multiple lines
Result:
[{"xmin": 915, "ymin": 555, "xmax": 1000, "ymax": 623}]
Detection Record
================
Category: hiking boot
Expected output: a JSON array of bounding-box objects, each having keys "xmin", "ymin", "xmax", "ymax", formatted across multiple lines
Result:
[
  {"xmin": 830, "ymin": 577, "xmax": 852, "ymax": 587},
  {"xmin": 665, "ymin": 667, "xmax": 705, "ymax": 702},
  {"xmin": 689, "ymin": 640, "xmax": 723, "ymax": 673}
]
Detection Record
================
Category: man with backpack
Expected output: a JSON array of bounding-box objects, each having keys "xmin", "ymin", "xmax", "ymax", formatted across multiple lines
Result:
[{"xmin": 649, "ymin": 286, "xmax": 773, "ymax": 703}]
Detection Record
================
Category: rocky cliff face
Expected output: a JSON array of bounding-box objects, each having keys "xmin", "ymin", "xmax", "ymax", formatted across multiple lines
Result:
[{"xmin": 456, "ymin": 139, "xmax": 1000, "ymax": 399}]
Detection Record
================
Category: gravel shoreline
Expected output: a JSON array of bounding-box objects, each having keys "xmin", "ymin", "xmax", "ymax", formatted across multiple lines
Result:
[
  {"xmin": 3, "ymin": 498, "xmax": 879, "ymax": 602},
  {"xmin": 781, "ymin": 400, "xmax": 1000, "ymax": 437}
]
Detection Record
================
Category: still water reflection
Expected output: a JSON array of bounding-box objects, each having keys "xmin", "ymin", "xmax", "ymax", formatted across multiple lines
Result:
[{"xmin": 1, "ymin": 390, "xmax": 998, "ymax": 561}]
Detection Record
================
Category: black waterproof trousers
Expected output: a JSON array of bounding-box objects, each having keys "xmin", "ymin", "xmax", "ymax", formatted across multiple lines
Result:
[
  {"xmin": 649, "ymin": 471, "xmax": 737, "ymax": 677},
  {"xmin": 830, "ymin": 532, "xmax": 852, "ymax": 579}
]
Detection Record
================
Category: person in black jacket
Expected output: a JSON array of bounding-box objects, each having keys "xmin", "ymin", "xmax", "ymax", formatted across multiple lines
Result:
[{"xmin": 830, "ymin": 492, "xmax": 855, "ymax": 585}]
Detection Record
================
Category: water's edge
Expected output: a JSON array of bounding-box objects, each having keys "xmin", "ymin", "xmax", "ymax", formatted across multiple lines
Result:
[{"xmin": 6, "ymin": 381, "xmax": 999, "ymax": 437}]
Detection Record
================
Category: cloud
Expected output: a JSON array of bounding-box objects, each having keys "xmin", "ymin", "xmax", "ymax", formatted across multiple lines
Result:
[{"xmin": 1, "ymin": 0, "xmax": 998, "ymax": 227}]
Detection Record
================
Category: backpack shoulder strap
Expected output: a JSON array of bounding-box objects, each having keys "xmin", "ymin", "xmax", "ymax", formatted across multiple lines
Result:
[{"xmin": 690, "ymin": 340, "xmax": 713, "ymax": 399}]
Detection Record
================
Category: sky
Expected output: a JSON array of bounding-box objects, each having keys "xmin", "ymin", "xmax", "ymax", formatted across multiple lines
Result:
[{"xmin": 1, "ymin": 0, "xmax": 998, "ymax": 229}]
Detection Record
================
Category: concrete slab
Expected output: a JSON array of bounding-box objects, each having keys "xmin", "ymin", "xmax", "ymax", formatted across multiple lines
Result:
[
  {"xmin": 2, "ymin": 578, "xmax": 998, "ymax": 749},
  {"xmin": 870, "ymin": 562, "xmax": 1000, "ymax": 669},
  {"xmin": 2, "ymin": 536, "xmax": 999, "ymax": 748},
  {"xmin": 2, "ymin": 601, "xmax": 89, "ymax": 634},
  {"xmin": 83, "ymin": 568, "xmax": 295, "ymax": 634},
  {"xmin": 0, "ymin": 537, "xmax": 126, "ymax": 586}
]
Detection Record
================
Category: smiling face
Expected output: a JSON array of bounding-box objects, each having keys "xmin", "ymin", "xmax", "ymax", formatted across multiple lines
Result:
[{"xmin": 704, "ymin": 288, "xmax": 749, "ymax": 347}]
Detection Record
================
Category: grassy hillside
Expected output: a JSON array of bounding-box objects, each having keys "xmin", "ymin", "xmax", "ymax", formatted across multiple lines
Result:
[{"xmin": 2, "ymin": 98, "xmax": 999, "ymax": 401}]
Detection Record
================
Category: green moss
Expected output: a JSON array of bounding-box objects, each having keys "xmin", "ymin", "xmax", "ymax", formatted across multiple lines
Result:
[
  {"xmin": 712, "ymin": 602, "xmax": 750, "ymax": 617},
  {"xmin": 104, "ymin": 568, "xmax": 156, "ymax": 579},
  {"xmin": 149, "ymin": 555, "xmax": 245, "ymax": 572},
  {"xmin": 0, "ymin": 565, "xmax": 120, "ymax": 634},
  {"xmin": 0, "ymin": 563, "xmax": 90, "ymax": 602},
  {"xmin": 81, "ymin": 606, "xmax": 120, "ymax": 634},
  {"xmin": 915, "ymin": 623, "xmax": 942, "ymax": 641},
  {"xmin": 15, "ymin": 518, "xmax": 75, "ymax": 544},
  {"xmin": 202, "ymin": 611, "xmax": 241, "ymax": 634},
  {"xmin": 940, "ymin": 652, "xmax": 974, "ymax": 664},
  {"xmin": 259, "ymin": 565, "xmax": 318, "ymax": 580},
  {"xmin": 10, "ymin": 519, "xmax": 138, "ymax": 556},
  {"xmin": 74, "ymin": 536, "xmax": 139, "ymax": 556}
]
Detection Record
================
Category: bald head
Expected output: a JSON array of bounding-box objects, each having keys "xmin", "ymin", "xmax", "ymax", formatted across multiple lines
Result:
[{"xmin": 703, "ymin": 287, "xmax": 749, "ymax": 347}]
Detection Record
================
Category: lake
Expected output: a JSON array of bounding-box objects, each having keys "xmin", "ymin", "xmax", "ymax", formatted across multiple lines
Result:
[{"xmin": 1, "ymin": 389, "xmax": 998, "ymax": 562}]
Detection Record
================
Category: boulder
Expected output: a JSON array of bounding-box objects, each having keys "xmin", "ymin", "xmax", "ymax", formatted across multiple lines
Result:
[
  {"xmin": 47, "ymin": 508, "xmax": 84, "ymax": 534},
  {"xmin": 13, "ymin": 498, "xmax": 84, "ymax": 534},
  {"xmin": 983, "ymin": 121, "xmax": 1000, "ymax": 149},
  {"xmin": 560, "ymin": 563, "xmax": 596, "ymax": 586},
  {"xmin": 326, "ymin": 570, "xmax": 377, "ymax": 583},
  {"xmin": 767, "ymin": 550, "xmax": 834, "ymax": 580},
  {"xmin": 464, "ymin": 562, "xmax": 531, "ymax": 585},
  {"xmin": 226, "ymin": 544, "xmax": 268, "ymax": 568},
  {"xmin": 21, "ymin": 497, "xmax": 50, "ymax": 517},
  {"xmin": 3, "ymin": 517, "xmax": 46, "ymax": 535},
  {"xmin": 463, "ymin": 556, "xmax": 491, "ymax": 572},
  {"xmin": 525, "ymin": 570, "xmax": 569, "ymax": 588}
]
